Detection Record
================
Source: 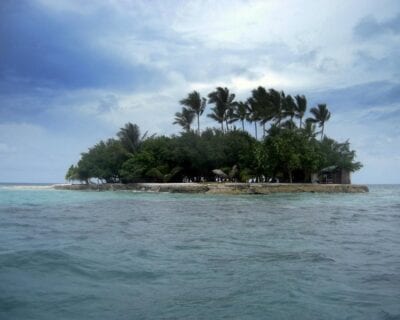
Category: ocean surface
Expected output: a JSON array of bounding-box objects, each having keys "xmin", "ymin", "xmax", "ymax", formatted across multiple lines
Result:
[{"xmin": 0, "ymin": 184, "xmax": 399, "ymax": 320}]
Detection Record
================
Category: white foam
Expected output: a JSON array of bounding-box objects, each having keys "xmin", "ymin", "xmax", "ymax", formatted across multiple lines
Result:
[{"xmin": 0, "ymin": 185, "xmax": 54, "ymax": 191}]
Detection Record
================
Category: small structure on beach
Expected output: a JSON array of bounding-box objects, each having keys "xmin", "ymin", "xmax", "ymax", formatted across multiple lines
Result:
[
  {"xmin": 320, "ymin": 166, "xmax": 351, "ymax": 184},
  {"xmin": 212, "ymin": 165, "xmax": 238, "ymax": 182},
  {"xmin": 212, "ymin": 169, "xmax": 228, "ymax": 179}
]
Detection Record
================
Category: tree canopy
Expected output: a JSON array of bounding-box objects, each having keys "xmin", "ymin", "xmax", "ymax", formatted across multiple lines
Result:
[{"xmin": 66, "ymin": 86, "xmax": 362, "ymax": 184}]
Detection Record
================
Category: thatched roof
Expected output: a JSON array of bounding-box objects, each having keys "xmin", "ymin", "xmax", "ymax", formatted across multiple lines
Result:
[
  {"xmin": 320, "ymin": 165, "xmax": 338, "ymax": 173},
  {"xmin": 212, "ymin": 169, "xmax": 228, "ymax": 178}
]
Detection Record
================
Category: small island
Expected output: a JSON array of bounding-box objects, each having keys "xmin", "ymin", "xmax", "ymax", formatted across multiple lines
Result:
[{"xmin": 61, "ymin": 86, "xmax": 368, "ymax": 194}]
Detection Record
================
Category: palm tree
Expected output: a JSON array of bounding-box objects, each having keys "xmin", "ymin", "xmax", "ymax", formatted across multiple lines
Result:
[
  {"xmin": 268, "ymin": 89, "xmax": 285, "ymax": 126},
  {"xmin": 281, "ymin": 119, "xmax": 297, "ymax": 130},
  {"xmin": 307, "ymin": 104, "xmax": 331, "ymax": 139},
  {"xmin": 117, "ymin": 122, "xmax": 147, "ymax": 154},
  {"xmin": 207, "ymin": 103, "xmax": 226, "ymax": 131},
  {"xmin": 248, "ymin": 86, "xmax": 273, "ymax": 138},
  {"xmin": 294, "ymin": 95, "xmax": 307, "ymax": 128},
  {"xmin": 283, "ymin": 94, "xmax": 296, "ymax": 124},
  {"xmin": 207, "ymin": 87, "xmax": 236, "ymax": 132},
  {"xmin": 180, "ymin": 91, "xmax": 206, "ymax": 135},
  {"xmin": 246, "ymin": 100, "xmax": 261, "ymax": 139},
  {"xmin": 303, "ymin": 119, "xmax": 319, "ymax": 139},
  {"xmin": 173, "ymin": 107, "xmax": 195, "ymax": 132},
  {"xmin": 229, "ymin": 101, "xmax": 248, "ymax": 131}
]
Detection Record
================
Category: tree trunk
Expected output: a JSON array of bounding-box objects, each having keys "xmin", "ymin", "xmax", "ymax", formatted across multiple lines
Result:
[
  {"xmin": 197, "ymin": 114, "xmax": 200, "ymax": 135},
  {"xmin": 321, "ymin": 124, "xmax": 324, "ymax": 140},
  {"xmin": 254, "ymin": 122, "xmax": 258, "ymax": 140},
  {"xmin": 263, "ymin": 123, "xmax": 266, "ymax": 138},
  {"xmin": 221, "ymin": 121, "xmax": 224, "ymax": 132},
  {"xmin": 299, "ymin": 117, "xmax": 302, "ymax": 129},
  {"xmin": 241, "ymin": 120, "xmax": 244, "ymax": 131},
  {"xmin": 278, "ymin": 106, "xmax": 282, "ymax": 126},
  {"xmin": 288, "ymin": 170, "xmax": 293, "ymax": 183}
]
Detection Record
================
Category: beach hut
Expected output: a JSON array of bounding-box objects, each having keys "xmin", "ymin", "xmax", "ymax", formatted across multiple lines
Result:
[
  {"xmin": 320, "ymin": 166, "xmax": 351, "ymax": 184},
  {"xmin": 212, "ymin": 169, "xmax": 228, "ymax": 182}
]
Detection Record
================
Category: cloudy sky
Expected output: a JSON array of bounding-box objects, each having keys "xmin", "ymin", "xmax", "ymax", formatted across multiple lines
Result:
[{"xmin": 0, "ymin": 0, "xmax": 399, "ymax": 183}]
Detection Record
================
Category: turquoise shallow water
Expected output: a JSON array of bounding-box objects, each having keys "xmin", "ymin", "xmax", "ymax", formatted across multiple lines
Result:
[{"xmin": 0, "ymin": 185, "xmax": 399, "ymax": 320}]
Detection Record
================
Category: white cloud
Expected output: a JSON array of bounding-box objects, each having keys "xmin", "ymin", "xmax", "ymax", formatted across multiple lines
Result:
[{"xmin": 82, "ymin": 0, "xmax": 400, "ymax": 92}]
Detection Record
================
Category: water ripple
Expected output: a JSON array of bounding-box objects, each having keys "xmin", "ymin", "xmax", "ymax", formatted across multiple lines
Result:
[{"xmin": 0, "ymin": 185, "xmax": 399, "ymax": 320}]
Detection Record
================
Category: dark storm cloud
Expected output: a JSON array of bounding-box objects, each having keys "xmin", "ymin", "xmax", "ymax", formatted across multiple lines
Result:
[{"xmin": 0, "ymin": 1, "xmax": 154, "ymax": 92}]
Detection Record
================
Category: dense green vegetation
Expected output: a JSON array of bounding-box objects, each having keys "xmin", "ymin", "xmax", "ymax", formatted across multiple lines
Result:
[{"xmin": 66, "ymin": 86, "xmax": 362, "ymax": 184}]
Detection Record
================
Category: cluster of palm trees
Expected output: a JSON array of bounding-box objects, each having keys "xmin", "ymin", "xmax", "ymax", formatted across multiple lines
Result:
[{"xmin": 173, "ymin": 86, "xmax": 331, "ymax": 139}]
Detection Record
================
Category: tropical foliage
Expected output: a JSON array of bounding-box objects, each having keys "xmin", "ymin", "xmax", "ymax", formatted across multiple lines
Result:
[
  {"xmin": 207, "ymin": 87, "xmax": 236, "ymax": 132},
  {"xmin": 179, "ymin": 91, "xmax": 206, "ymax": 134},
  {"xmin": 307, "ymin": 104, "xmax": 331, "ymax": 139},
  {"xmin": 173, "ymin": 107, "xmax": 195, "ymax": 132},
  {"xmin": 66, "ymin": 86, "xmax": 362, "ymax": 184}
]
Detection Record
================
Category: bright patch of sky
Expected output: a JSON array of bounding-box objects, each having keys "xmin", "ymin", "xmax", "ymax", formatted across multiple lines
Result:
[{"xmin": 0, "ymin": 0, "xmax": 399, "ymax": 183}]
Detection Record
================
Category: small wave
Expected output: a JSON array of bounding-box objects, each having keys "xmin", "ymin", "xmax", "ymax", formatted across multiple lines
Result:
[
  {"xmin": 363, "ymin": 249, "xmax": 380, "ymax": 256},
  {"xmin": 0, "ymin": 249, "xmax": 164, "ymax": 283},
  {"xmin": 299, "ymin": 230, "xmax": 318, "ymax": 236},
  {"xmin": 0, "ymin": 296, "xmax": 28, "ymax": 312},
  {"xmin": 136, "ymin": 248, "xmax": 160, "ymax": 258},
  {"xmin": 389, "ymin": 203, "xmax": 400, "ymax": 209},
  {"xmin": 0, "ymin": 222, "xmax": 33, "ymax": 228},
  {"xmin": 0, "ymin": 249, "xmax": 67, "ymax": 267},
  {"xmin": 0, "ymin": 249, "xmax": 95, "ymax": 277},
  {"xmin": 21, "ymin": 202, "xmax": 42, "ymax": 207},
  {"xmin": 307, "ymin": 253, "xmax": 336, "ymax": 263},
  {"xmin": 103, "ymin": 269, "xmax": 163, "ymax": 281},
  {"xmin": 380, "ymin": 311, "xmax": 400, "ymax": 320},
  {"xmin": 364, "ymin": 273, "xmax": 400, "ymax": 284},
  {"xmin": 242, "ymin": 251, "xmax": 335, "ymax": 263},
  {"xmin": 174, "ymin": 244, "xmax": 205, "ymax": 251},
  {"xmin": 0, "ymin": 206, "xmax": 40, "ymax": 215},
  {"xmin": 0, "ymin": 185, "xmax": 54, "ymax": 191}
]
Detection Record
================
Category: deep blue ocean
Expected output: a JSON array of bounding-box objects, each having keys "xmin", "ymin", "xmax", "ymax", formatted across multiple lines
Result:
[{"xmin": 0, "ymin": 184, "xmax": 399, "ymax": 320}]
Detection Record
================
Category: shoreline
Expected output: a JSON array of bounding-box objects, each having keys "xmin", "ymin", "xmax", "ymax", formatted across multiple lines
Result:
[{"xmin": 53, "ymin": 182, "xmax": 369, "ymax": 194}]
